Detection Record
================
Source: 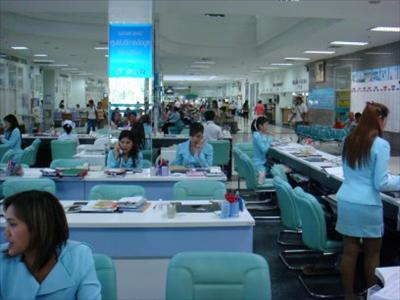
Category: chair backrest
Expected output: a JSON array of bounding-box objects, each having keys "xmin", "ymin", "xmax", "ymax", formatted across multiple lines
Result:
[
  {"xmin": 273, "ymin": 177, "xmax": 301, "ymax": 230},
  {"xmin": 166, "ymin": 252, "xmax": 271, "ymax": 300},
  {"xmin": 0, "ymin": 144, "xmax": 10, "ymax": 162},
  {"xmin": 50, "ymin": 159, "xmax": 86, "ymax": 169},
  {"xmin": 208, "ymin": 140, "xmax": 230, "ymax": 166},
  {"xmin": 235, "ymin": 142, "xmax": 253, "ymax": 158},
  {"xmin": 293, "ymin": 187, "xmax": 328, "ymax": 251},
  {"xmin": 141, "ymin": 149, "xmax": 152, "ymax": 161},
  {"xmin": 173, "ymin": 180, "xmax": 226, "ymax": 200},
  {"xmin": 240, "ymin": 154, "xmax": 258, "ymax": 190},
  {"xmin": 0, "ymin": 149, "xmax": 15, "ymax": 164},
  {"xmin": 93, "ymin": 254, "xmax": 117, "ymax": 300},
  {"xmin": 20, "ymin": 146, "xmax": 37, "ymax": 166},
  {"xmin": 51, "ymin": 140, "xmax": 78, "ymax": 160},
  {"xmin": 2, "ymin": 178, "xmax": 56, "ymax": 198},
  {"xmin": 89, "ymin": 184, "xmax": 145, "ymax": 200},
  {"xmin": 94, "ymin": 137, "xmax": 110, "ymax": 146},
  {"xmin": 270, "ymin": 164, "xmax": 288, "ymax": 182}
]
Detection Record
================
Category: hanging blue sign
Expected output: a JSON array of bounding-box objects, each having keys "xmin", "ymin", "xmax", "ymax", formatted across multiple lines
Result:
[
  {"xmin": 308, "ymin": 88, "xmax": 335, "ymax": 110},
  {"xmin": 109, "ymin": 24, "xmax": 153, "ymax": 78}
]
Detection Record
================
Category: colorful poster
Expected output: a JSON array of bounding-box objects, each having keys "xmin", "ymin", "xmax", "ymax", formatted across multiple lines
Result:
[{"xmin": 308, "ymin": 88, "xmax": 335, "ymax": 110}]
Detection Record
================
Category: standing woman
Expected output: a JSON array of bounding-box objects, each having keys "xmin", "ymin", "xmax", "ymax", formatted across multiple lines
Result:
[
  {"xmin": 86, "ymin": 99, "xmax": 97, "ymax": 134},
  {"xmin": 242, "ymin": 100, "xmax": 249, "ymax": 126},
  {"xmin": 252, "ymin": 116, "xmax": 273, "ymax": 185},
  {"xmin": 107, "ymin": 130, "xmax": 143, "ymax": 169},
  {"xmin": 1, "ymin": 190, "xmax": 101, "ymax": 299},
  {"xmin": 1, "ymin": 114, "xmax": 23, "ymax": 163},
  {"xmin": 336, "ymin": 102, "xmax": 400, "ymax": 300}
]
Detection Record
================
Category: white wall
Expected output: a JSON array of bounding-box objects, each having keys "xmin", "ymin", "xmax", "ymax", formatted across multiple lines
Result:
[{"xmin": 70, "ymin": 76, "xmax": 86, "ymax": 108}]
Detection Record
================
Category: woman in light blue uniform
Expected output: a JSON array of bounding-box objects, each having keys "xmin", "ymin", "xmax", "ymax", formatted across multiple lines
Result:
[
  {"xmin": 336, "ymin": 102, "xmax": 400, "ymax": 299},
  {"xmin": 252, "ymin": 116, "xmax": 273, "ymax": 184},
  {"xmin": 1, "ymin": 190, "xmax": 101, "ymax": 299},
  {"xmin": 58, "ymin": 120, "xmax": 79, "ymax": 143},
  {"xmin": 173, "ymin": 122, "xmax": 213, "ymax": 168},
  {"xmin": 107, "ymin": 130, "xmax": 143, "ymax": 169},
  {"xmin": 1, "ymin": 114, "xmax": 23, "ymax": 163}
]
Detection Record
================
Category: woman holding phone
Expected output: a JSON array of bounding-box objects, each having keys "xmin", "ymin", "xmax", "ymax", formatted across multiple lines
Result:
[
  {"xmin": 106, "ymin": 130, "xmax": 143, "ymax": 169},
  {"xmin": 173, "ymin": 122, "xmax": 213, "ymax": 168}
]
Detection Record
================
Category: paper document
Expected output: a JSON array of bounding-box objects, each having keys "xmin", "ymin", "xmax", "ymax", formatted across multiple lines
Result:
[
  {"xmin": 368, "ymin": 267, "xmax": 400, "ymax": 300},
  {"xmin": 322, "ymin": 166, "xmax": 343, "ymax": 178}
]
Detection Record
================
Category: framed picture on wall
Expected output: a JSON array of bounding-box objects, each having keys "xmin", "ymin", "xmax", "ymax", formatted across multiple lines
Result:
[{"xmin": 315, "ymin": 61, "xmax": 325, "ymax": 83}]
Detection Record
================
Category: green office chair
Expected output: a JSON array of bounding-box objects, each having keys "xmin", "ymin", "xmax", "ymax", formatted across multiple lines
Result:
[
  {"xmin": 50, "ymin": 159, "xmax": 86, "ymax": 169},
  {"xmin": 51, "ymin": 140, "xmax": 78, "ymax": 160},
  {"xmin": 172, "ymin": 180, "xmax": 226, "ymax": 200},
  {"xmin": 0, "ymin": 149, "xmax": 15, "ymax": 164},
  {"xmin": 141, "ymin": 159, "xmax": 152, "ymax": 168},
  {"xmin": 0, "ymin": 163, "xmax": 29, "ymax": 169},
  {"xmin": 273, "ymin": 177, "xmax": 302, "ymax": 246},
  {"xmin": 141, "ymin": 149, "xmax": 152, "ymax": 161},
  {"xmin": 282, "ymin": 187, "xmax": 343, "ymax": 298},
  {"xmin": 89, "ymin": 184, "xmax": 145, "ymax": 200},
  {"xmin": 93, "ymin": 254, "xmax": 117, "ymax": 300},
  {"xmin": 0, "ymin": 144, "xmax": 10, "ymax": 162},
  {"xmin": 209, "ymin": 140, "xmax": 230, "ymax": 166},
  {"xmin": 2, "ymin": 178, "xmax": 56, "ymax": 197},
  {"xmin": 31, "ymin": 138, "xmax": 41, "ymax": 161},
  {"xmin": 270, "ymin": 164, "xmax": 289, "ymax": 182},
  {"xmin": 20, "ymin": 145, "xmax": 37, "ymax": 166},
  {"xmin": 235, "ymin": 142, "xmax": 254, "ymax": 158},
  {"xmin": 166, "ymin": 252, "xmax": 271, "ymax": 300},
  {"xmin": 180, "ymin": 127, "xmax": 189, "ymax": 135},
  {"xmin": 232, "ymin": 147, "xmax": 246, "ymax": 190}
]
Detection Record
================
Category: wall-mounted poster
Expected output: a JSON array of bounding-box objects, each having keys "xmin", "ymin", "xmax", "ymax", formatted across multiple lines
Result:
[{"xmin": 315, "ymin": 61, "xmax": 325, "ymax": 83}]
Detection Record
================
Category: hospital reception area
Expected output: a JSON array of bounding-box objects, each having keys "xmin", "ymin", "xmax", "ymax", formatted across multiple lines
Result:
[{"xmin": 0, "ymin": 0, "xmax": 399, "ymax": 299}]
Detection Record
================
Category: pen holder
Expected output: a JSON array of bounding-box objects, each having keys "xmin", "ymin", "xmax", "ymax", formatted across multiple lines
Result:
[
  {"xmin": 230, "ymin": 201, "xmax": 240, "ymax": 218},
  {"xmin": 166, "ymin": 203, "xmax": 176, "ymax": 218},
  {"xmin": 161, "ymin": 166, "xmax": 169, "ymax": 176},
  {"xmin": 220, "ymin": 200, "xmax": 231, "ymax": 219}
]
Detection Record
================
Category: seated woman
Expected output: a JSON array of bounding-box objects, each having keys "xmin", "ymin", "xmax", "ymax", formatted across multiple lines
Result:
[
  {"xmin": 252, "ymin": 116, "xmax": 273, "ymax": 184},
  {"xmin": 1, "ymin": 114, "xmax": 23, "ymax": 163},
  {"xmin": 173, "ymin": 122, "xmax": 213, "ymax": 168},
  {"xmin": 58, "ymin": 120, "xmax": 79, "ymax": 143},
  {"xmin": 106, "ymin": 130, "xmax": 143, "ymax": 169},
  {"xmin": 0, "ymin": 190, "xmax": 101, "ymax": 299}
]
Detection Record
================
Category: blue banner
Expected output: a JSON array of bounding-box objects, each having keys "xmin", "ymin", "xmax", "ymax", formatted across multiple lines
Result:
[
  {"xmin": 109, "ymin": 24, "xmax": 153, "ymax": 78},
  {"xmin": 308, "ymin": 88, "xmax": 335, "ymax": 110}
]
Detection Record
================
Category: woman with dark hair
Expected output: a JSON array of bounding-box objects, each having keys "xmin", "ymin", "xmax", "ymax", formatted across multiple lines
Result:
[
  {"xmin": 58, "ymin": 120, "xmax": 78, "ymax": 143},
  {"xmin": 173, "ymin": 122, "xmax": 213, "ymax": 168},
  {"xmin": 0, "ymin": 190, "xmax": 101, "ymax": 299},
  {"xmin": 106, "ymin": 130, "xmax": 143, "ymax": 169},
  {"xmin": 251, "ymin": 116, "xmax": 273, "ymax": 184},
  {"xmin": 336, "ymin": 102, "xmax": 400, "ymax": 300},
  {"xmin": 242, "ymin": 100, "xmax": 249, "ymax": 125},
  {"xmin": 1, "ymin": 114, "xmax": 23, "ymax": 163}
]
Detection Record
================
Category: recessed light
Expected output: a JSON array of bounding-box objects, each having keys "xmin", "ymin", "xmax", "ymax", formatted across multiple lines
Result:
[
  {"xmin": 11, "ymin": 46, "xmax": 29, "ymax": 50},
  {"xmin": 104, "ymin": 54, "xmax": 109, "ymax": 58},
  {"xmin": 33, "ymin": 59, "xmax": 55, "ymax": 63},
  {"xmin": 193, "ymin": 60, "xmax": 215, "ymax": 65},
  {"xmin": 34, "ymin": 54, "xmax": 48, "ymax": 57},
  {"xmin": 61, "ymin": 67, "xmax": 78, "ymax": 71},
  {"xmin": 94, "ymin": 47, "xmax": 108, "ymax": 50},
  {"xmin": 330, "ymin": 41, "xmax": 368, "ymax": 46},
  {"xmin": 271, "ymin": 63, "xmax": 293, "ymax": 66},
  {"xmin": 304, "ymin": 50, "xmax": 335, "ymax": 54},
  {"xmin": 252, "ymin": 70, "xmax": 266, "ymax": 73},
  {"xmin": 48, "ymin": 64, "xmax": 69, "ymax": 67},
  {"xmin": 365, "ymin": 52, "xmax": 392, "ymax": 55},
  {"xmin": 259, "ymin": 67, "xmax": 280, "ymax": 70},
  {"xmin": 338, "ymin": 58, "xmax": 362, "ymax": 61},
  {"xmin": 284, "ymin": 57, "xmax": 310, "ymax": 61},
  {"xmin": 369, "ymin": 26, "xmax": 400, "ymax": 32},
  {"xmin": 190, "ymin": 65, "xmax": 210, "ymax": 69}
]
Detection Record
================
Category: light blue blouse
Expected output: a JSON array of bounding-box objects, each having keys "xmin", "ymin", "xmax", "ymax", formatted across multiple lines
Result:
[
  {"xmin": 0, "ymin": 240, "xmax": 101, "ymax": 300},
  {"xmin": 252, "ymin": 131, "xmax": 273, "ymax": 173},
  {"xmin": 337, "ymin": 137, "xmax": 400, "ymax": 206},
  {"xmin": 106, "ymin": 150, "xmax": 143, "ymax": 169},
  {"xmin": 173, "ymin": 140, "xmax": 213, "ymax": 168},
  {"xmin": 1, "ymin": 128, "xmax": 23, "ymax": 163},
  {"xmin": 58, "ymin": 133, "xmax": 79, "ymax": 142}
]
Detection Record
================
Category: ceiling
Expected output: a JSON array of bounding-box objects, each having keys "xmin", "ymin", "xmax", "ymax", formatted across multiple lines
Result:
[{"xmin": 0, "ymin": 0, "xmax": 399, "ymax": 88}]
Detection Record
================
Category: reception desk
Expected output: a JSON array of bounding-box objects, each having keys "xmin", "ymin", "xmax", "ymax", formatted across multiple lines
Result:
[
  {"xmin": 0, "ymin": 200, "xmax": 255, "ymax": 300},
  {"xmin": 0, "ymin": 168, "xmax": 227, "ymax": 200}
]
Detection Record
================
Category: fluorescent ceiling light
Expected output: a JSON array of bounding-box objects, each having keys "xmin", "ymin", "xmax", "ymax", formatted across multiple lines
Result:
[
  {"xmin": 34, "ymin": 54, "xmax": 48, "ymax": 57},
  {"xmin": 370, "ymin": 26, "xmax": 400, "ymax": 32},
  {"xmin": 94, "ymin": 47, "xmax": 108, "ymax": 50},
  {"xmin": 330, "ymin": 41, "xmax": 368, "ymax": 46},
  {"xmin": 339, "ymin": 58, "xmax": 362, "ymax": 61},
  {"xmin": 164, "ymin": 75, "xmax": 217, "ymax": 81},
  {"xmin": 190, "ymin": 65, "xmax": 210, "ymax": 69},
  {"xmin": 33, "ymin": 59, "xmax": 55, "ymax": 63},
  {"xmin": 174, "ymin": 86, "xmax": 190, "ymax": 90},
  {"xmin": 48, "ymin": 64, "xmax": 69, "ymax": 67},
  {"xmin": 285, "ymin": 57, "xmax": 310, "ymax": 61},
  {"xmin": 365, "ymin": 52, "xmax": 392, "ymax": 55},
  {"xmin": 252, "ymin": 70, "xmax": 266, "ymax": 73},
  {"xmin": 259, "ymin": 67, "xmax": 280, "ymax": 70},
  {"xmin": 193, "ymin": 60, "xmax": 215, "ymax": 65},
  {"xmin": 304, "ymin": 50, "xmax": 335, "ymax": 54},
  {"xmin": 271, "ymin": 63, "xmax": 293, "ymax": 66},
  {"xmin": 11, "ymin": 46, "xmax": 29, "ymax": 50},
  {"xmin": 61, "ymin": 67, "xmax": 78, "ymax": 71}
]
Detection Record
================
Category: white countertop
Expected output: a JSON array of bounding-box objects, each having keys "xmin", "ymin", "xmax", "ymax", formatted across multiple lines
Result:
[{"xmin": 62, "ymin": 200, "xmax": 255, "ymax": 228}]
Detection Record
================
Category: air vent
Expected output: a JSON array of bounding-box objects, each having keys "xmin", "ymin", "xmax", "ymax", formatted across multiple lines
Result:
[
  {"xmin": 328, "ymin": 45, "xmax": 342, "ymax": 49},
  {"xmin": 204, "ymin": 13, "xmax": 225, "ymax": 18}
]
